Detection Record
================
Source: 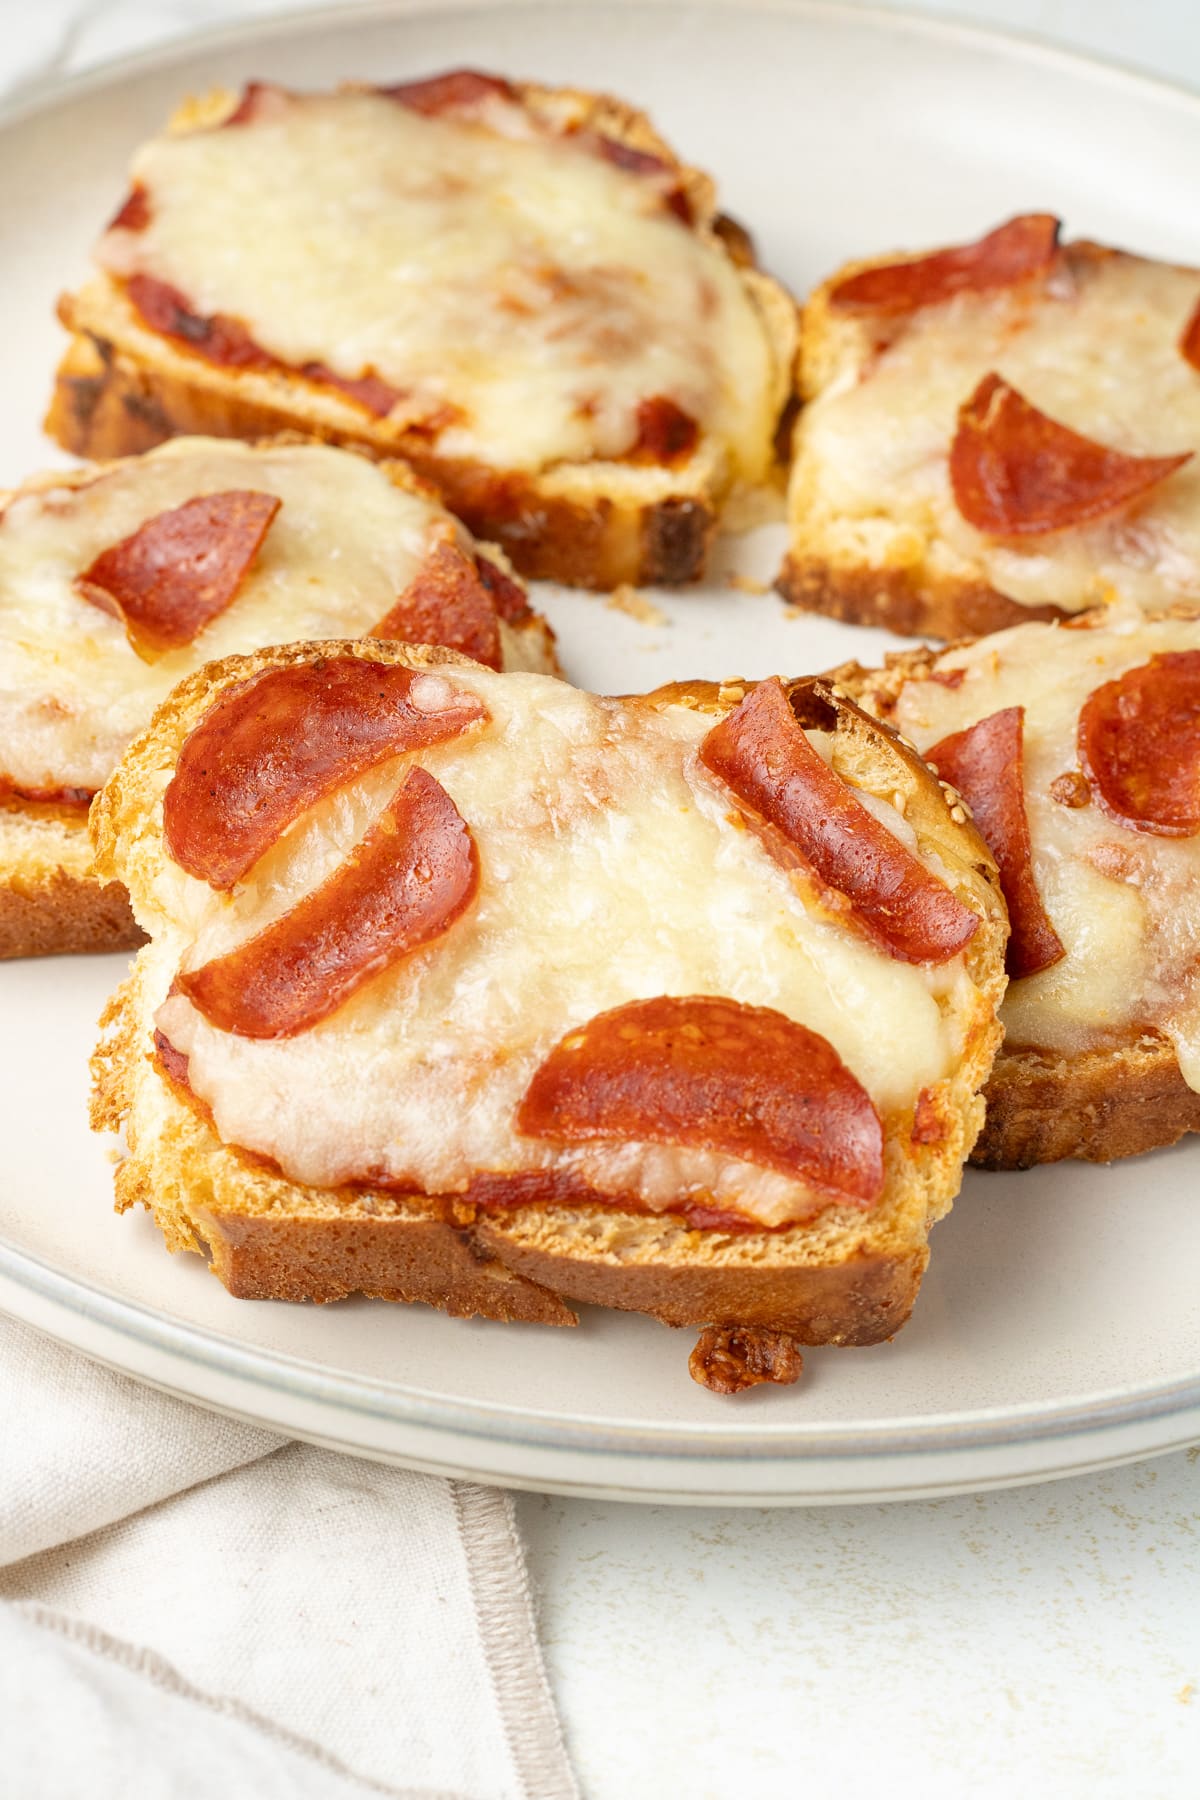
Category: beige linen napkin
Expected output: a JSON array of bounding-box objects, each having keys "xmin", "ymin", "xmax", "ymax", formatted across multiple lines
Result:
[{"xmin": 0, "ymin": 1313, "xmax": 577, "ymax": 1800}]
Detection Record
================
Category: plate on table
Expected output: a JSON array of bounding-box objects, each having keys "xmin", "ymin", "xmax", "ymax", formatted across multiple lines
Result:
[{"xmin": 2, "ymin": 0, "xmax": 1199, "ymax": 1504}]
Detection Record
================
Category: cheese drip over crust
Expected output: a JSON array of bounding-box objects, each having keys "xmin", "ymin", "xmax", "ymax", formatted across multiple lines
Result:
[
  {"xmin": 151, "ymin": 668, "xmax": 978, "ymax": 1227},
  {"xmin": 797, "ymin": 246, "xmax": 1200, "ymax": 610},
  {"xmin": 0, "ymin": 437, "xmax": 542, "ymax": 795},
  {"xmin": 96, "ymin": 88, "xmax": 780, "ymax": 480},
  {"xmin": 889, "ymin": 608, "xmax": 1200, "ymax": 1086}
]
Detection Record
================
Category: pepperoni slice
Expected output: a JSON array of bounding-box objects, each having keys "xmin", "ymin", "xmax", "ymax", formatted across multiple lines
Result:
[
  {"xmin": 371, "ymin": 541, "xmax": 503, "ymax": 669},
  {"xmin": 516, "ymin": 995, "xmax": 884, "ymax": 1205},
  {"xmin": 76, "ymin": 491, "xmax": 281, "ymax": 658},
  {"xmin": 474, "ymin": 553, "xmax": 530, "ymax": 624},
  {"xmin": 700, "ymin": 679, "xmax": 979, "ymax": 965},
  {"xmin": 927, "ymin": 708, "xmax": 1063, "ymax": 979},
  {"xmin": 631, "ymin": 397, "xmax": 699, "ymax": 465},
  {"xmin": 829, "ymin": 213, "xmax": 1061, "ymax": 315},
  {"xmin": 381, "ymin": 70, "xmax": 518, "ymax": 115},
  {"xmin": 108, "ymin": 185, "xmax": 151, "ymax": 232},
  {"xmin": 163, "ymin": 656, "xmax": 487, "ymax": 889},
  {"xmin": 1078, "ymin": 650, "xmax": 1200, "ymax": 836},
  {"xmin": 1181, "ymin": 297, "xmax": 1200, "ymax": 374},
  {"xmin": 177, "ymin": 767, "xmax": 478, "ymax": 1038},
  {"xmin": 950, "ymin": 372, "xmax": 1191, "ymax": 537}
]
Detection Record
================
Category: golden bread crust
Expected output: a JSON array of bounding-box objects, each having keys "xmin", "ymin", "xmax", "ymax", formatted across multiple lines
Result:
[
  {"xmin": 0, "ymin": 801, "xmax": 141, "ymax": 960},
  {"xmin": 777, "ymin": 552, "xmax": 1069, "ymax": 640},
  {"xmin": 47, "ymin": 81, "xmax": 798, "ymax": 591},
  {"xmin": 90, "ymin": 641, "xmax": 1007, "ymax": 1346},
  {"xmin": 972, "ymin": 1037, "xmax": 1200, "ymax": 1170}
]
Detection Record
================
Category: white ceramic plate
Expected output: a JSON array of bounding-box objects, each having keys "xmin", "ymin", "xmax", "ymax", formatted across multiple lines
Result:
[{"xmin": 3, "ymin": 0, "xmax": 1200, "ymax": 1504}]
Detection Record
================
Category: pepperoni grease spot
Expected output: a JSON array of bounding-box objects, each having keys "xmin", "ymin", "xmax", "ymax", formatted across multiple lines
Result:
[
  {"xmin": 76, "ymin": 490, "xmax": 281, "ymax": 659},
  {"xmin": 516, "ymin": 995, "xmax": 884, "ymax": 1206},
  {"xmin": 163, "ymin": 656, "xmax": 487, "ymax": 889},
  {"xmin": 177, "ymin": 767, "xmax": 478, "ymax": 1038},
  {"xmin": 700, "ymin": 678, "xmax": 979, "ymax": 965},
  {"xmin": 371, "ymin": 540, "xmax": 506, "ymax": 668},
  {"xmin": 950, "ymin": 372, "xmax": 1191, "ymax": 537},
  {"xmin": 1079, "ymin": 650, "xmax": 1200, "ymax": 836},
  {"xmin": 380, "ymin": 69, "xmax": 518, "ymax": 115},
  {"xmin": 927, "ymin": 707, "xmax": 1063, "ymax": 979},
  {"xmin": 829, "ymin": 214, "xmax": 1060, "ymax": 316}
]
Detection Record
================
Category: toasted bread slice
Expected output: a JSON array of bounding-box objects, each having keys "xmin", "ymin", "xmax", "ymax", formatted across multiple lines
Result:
[
  {"xmin": 780, "ymin": 217, "xmax": 1200, "ymax": 637},
  {"xmin": 0, "ymin": 435, "xmax": 555, "ymax": 959},
  {"xmin": 90, "ymin": 639, "xmax": 1006, "ymax": 1386},
  {"xmin": 48, "ymin": 73, "xmax": 798, "ymax": 591},
  {"xmin": 841, "ymin": 605, "xmax": 1200, "ymax": 1166}
]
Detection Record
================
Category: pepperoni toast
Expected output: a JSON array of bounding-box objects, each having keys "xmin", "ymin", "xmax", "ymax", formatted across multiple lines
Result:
[
  {"xmin": 89, "ymin": 639, "xmax": 1006, "ymax": 1389},
  {"xmin": 0, "ymin": 436, "xmax": 554, "ymax": 960},
  {"xmin": 780, "ymin": 216, "xmax": 1200, "ymax": 636},
  {"xmin": 843, "ymin": 606, "xmax": 1200, "ymax": 1167},
  {"xmin": 47, "ymin": 73, "xmax": 798, "ymax": 592}
]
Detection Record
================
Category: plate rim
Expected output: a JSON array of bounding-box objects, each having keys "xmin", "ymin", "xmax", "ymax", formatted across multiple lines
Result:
[{"xmin": 2, "ymin": 0, "xmax": 1200, "ymax": 1485}]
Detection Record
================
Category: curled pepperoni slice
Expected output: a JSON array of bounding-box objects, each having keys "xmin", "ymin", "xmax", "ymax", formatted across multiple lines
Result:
[
  {"xmin": 829, "ymin": 213, "xmax": 1060, "ymax": 315},
  {"xmin": 177, "ymin": 767, "xmax": 478, "ymax": 1038},
  {"xmin": 516, "ymin": 996, "xmax": 884, "ymax": 1205},
  {"xmin": 927, "ymin": 708, "xmax": 1063, "ymax": 979},
  {"xmin": 950, "ymin": 373, "xmax": 1191, "ymax": 537},
  {"xmin": 381, "ymin": 69, "xmax": 518, "ymax": 115},
  {"xmin": 1181, "ymin": 297, "xmax": 1200, "ymax": 374},
  {"xmin": 163, "ymin": 656, "xmax": 487, "ymax": 889},
  {"xmin": 700, "ymin": 679, "xmax": 979, "ymax": 965},
  {"xmin": 1078, "ymin": 650, "xmax": 1200, "ymax": 836},
  {"xmin": 631, "ymin": 397, "xmax": 699, "ymax": 464},
  {"xmin": 371, "ymin": 541, "xmax": 503, "ymax": 669},
  {"xmin": 76, "ymin": 491, "xmax": 280, "ymax": 659}
]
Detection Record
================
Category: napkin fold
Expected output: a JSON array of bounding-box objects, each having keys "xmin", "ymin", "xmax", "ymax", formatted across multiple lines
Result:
[{"xmin": 0, "ymin": 1313, "xmax": 577, "ymax": 1800}]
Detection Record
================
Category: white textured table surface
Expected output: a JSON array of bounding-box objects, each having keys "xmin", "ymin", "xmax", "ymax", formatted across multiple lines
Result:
[{"xmin": 4, "ymin": 3, "xmax": 1200, "ymax": 1795}]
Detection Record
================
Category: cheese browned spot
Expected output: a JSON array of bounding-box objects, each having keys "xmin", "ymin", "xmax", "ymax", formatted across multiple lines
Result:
[
  {"xmin": 950, "ymin": 373, "xmax": 1192, "ymax": 538},
  {"xmin": 76, "ymin": 490, "xmax": 281, "ymax": 659},
  {"xmin": 700, "ymin": 678, "xmax": 979, "ymax": 965},
  {"xmin": 517, "ymin": 994, "xmax": 885, "ymax": 1204}
]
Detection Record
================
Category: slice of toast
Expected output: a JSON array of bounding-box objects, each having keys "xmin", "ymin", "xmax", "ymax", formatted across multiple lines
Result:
[
  {"xmin": 48, "ymin": 73, "xmax": 798, "ymax": 591},
  {"xmin": 90, "ymin": 639, "xmax": 1006, "ymax": 1388},
  {"xmin": 779, "ymin": 216, "xmax": 1200, "ymax": 636},
  {"xmin": 0, "ymin": 435, "xmax": 555, "ymax": 959},
  {"xmin": 840, "ymin": 605, "xmax": 1200, "ymax": 1166}
]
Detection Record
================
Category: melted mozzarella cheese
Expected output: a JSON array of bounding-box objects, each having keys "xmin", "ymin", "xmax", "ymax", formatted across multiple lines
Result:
[
  {"xmin": 152, "ymin": 668, "xmax": 977, "ymax": 1227},
  {"xmin": 0, "ymin": 437, "xmax": 532, "ymax": 793},
  {"xmin": 891, "ymin": 607, "xmax": 1200, "ymax": 1080},
  {"xmin": 798, "ymin": 248, "xmax": 1200, "ymax": 609},
  {"xmin": 97, "ymin": 90, "xmax": 778, "ymax": 479}
]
